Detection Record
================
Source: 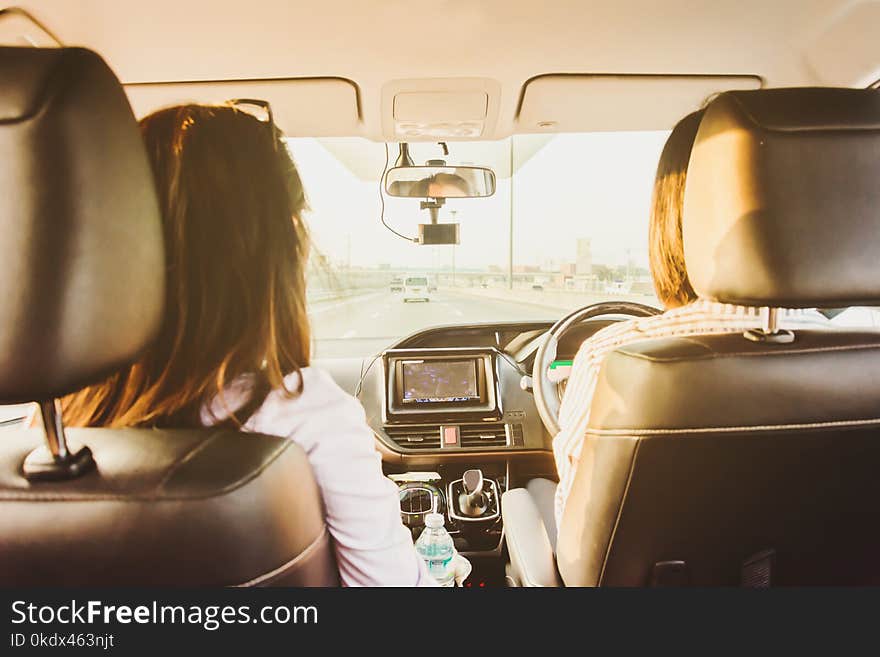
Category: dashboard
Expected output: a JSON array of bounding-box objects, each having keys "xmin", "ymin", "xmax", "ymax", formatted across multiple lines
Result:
[
  {"xmin": 314, "ymin": 318, "xmax": 625, "ymax": 561},
  {"xmin": 356, "ymin": 323, "xmax": 545, "ymax": 464},
  {"xmin": 341, "ymin": 319, "xmax": 619, "ymax": 467}
]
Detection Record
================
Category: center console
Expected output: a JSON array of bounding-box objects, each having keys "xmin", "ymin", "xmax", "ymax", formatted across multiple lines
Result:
[
  {"xmin": 358, "ymin": 344, "xmax": 554, "ymax": 582},
  {"xmin": 392, "ymin": 465, "xmax": 505, "ymax": 554}
]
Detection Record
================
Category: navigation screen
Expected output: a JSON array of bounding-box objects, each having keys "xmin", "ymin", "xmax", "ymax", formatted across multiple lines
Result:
[{"xmin": 401, "ymin": 359, "xmax": 479, "ymax": 403}]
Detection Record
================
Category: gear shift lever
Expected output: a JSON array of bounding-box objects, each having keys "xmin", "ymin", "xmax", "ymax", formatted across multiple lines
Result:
[{"xmin": 459, "ymin": 468, "xmax": 488, "ymax": 517}]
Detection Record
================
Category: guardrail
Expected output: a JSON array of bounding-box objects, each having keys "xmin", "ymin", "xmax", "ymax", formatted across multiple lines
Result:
[
  {"xmin": 447, "ymin": 285, "xmax": 658, "ymax": 312},
  {"xmin": 307, "ymin": 287, "xmax": 382, "ymax": 306}
]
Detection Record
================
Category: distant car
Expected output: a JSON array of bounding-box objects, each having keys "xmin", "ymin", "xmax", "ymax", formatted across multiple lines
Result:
[
  {"xmin": 603, "ymin": 280, "xmax": 632, "ymax": 294},
  {"xmin": 390, "ymin": 277, "xmax": 404, "ymax": 292},
  {"xmin": 403, "ymin": 276, "xmax": 431, "ymax": 302},
  {"xmin": 427, "ymin": 283, "xmax": 438, "ymax": 293},
  {"xmin": 531, "ymin": 284, "xmax": 544, "ymax": 291}
]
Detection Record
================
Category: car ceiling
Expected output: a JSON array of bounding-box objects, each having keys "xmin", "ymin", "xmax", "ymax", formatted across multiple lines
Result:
[{"xmin": 5, "ymin": 0, "xmax": 880, "ymax": 143}]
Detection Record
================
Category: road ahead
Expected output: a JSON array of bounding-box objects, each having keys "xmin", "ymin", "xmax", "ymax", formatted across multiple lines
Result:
[{"xmin": 310, "ymin": 289, "xmax": 558, "ymax": 357}]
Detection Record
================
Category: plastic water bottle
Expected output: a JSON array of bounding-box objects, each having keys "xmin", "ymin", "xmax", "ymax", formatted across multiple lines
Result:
[{"xmin": 415, "ymin": 512, "xmax": 455, "ymax": 586}]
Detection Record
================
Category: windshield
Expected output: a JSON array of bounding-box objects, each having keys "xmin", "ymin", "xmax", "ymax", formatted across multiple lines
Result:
[
  {"xmin": 292, "ymin": 134, "xmax": 880, "ymax": 358},
  {"xmin": 293, "ymin": 133, "xmax": 667, "ymax": 357}
]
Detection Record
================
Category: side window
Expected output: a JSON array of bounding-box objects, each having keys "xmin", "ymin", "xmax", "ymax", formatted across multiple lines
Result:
[
  {"xmin": 0, "ymin": 403, "xmax": 32, "ymax": 428},
  {"xmin": 826, "ymin": 307, "xmax": 880, "ymax": 328}
]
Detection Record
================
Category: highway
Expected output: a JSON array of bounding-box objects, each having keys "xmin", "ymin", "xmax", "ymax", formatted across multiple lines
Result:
[{"xmin": 309, "ymin": 289, "xmax": 559, "ymax": 358}]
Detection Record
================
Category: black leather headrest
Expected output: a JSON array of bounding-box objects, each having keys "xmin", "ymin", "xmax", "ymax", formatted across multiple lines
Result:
[
  {"xmin": 683, "ymin": 87, "xmax": 880, "ymax": 307},
  {"xmin": 0, "ymin": 47, "xmax": 164, "ymax": 403}
]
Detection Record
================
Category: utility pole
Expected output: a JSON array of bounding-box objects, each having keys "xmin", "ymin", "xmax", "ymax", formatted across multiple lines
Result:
[
  {"xmin": 451, "ymin": 209, "xmax": 457, "ymax": 287},
  {"xmin": 508, "ymin": 139, "xmax": 514, "ymax": 290}
]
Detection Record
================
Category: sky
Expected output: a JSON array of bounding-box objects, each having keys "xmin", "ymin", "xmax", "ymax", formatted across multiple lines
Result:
[{"xmin": 287, "ymin": 129, "xmax": 670, "ymax": 272}]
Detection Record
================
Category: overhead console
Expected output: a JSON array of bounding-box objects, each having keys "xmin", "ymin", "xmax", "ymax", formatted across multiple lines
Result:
[{"xmin": 380, "ymin": 77, "xmax": 502, "ymax": 141}]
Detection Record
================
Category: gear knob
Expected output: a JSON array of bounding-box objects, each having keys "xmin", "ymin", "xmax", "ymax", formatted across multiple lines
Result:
[{"xmin": 463, "ymin": 469, "xmax": 483, "ymax": 497}]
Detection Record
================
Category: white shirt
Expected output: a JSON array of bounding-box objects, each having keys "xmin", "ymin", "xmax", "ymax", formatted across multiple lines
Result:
[
  {"xmin": 203, "ymin": 367, "xmax": 435, "ymax": 587},
  {"xmin": 553, "ymin": 301, "xmax": 831, "ymax": 532}
]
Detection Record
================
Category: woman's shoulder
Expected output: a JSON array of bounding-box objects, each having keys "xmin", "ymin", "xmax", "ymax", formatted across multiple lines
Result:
[
  {"xmin": 284, "ymin": 366, "xmax": 359, "ymax": 410},
  {"xmin": 245, "ymin": 366, "xmax": 373, "ymax": 454},
  {"xmin": 573, "ymin": 314, "xmax": 653, "ymax": 363}
]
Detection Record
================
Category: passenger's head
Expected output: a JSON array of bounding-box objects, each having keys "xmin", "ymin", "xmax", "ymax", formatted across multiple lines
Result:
[
  {"xmin": 62, "ymin": 104, "xmax": 310, "ymax": 428},
  {"xmin": 649, "ymin": 109, "xmax": 704, "ymax": 309}
]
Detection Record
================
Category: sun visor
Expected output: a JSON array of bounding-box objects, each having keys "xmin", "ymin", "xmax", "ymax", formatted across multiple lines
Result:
[
  {"xmin": 517, "ymin": 74, "xmax": 762, "ymax": 132},
  {"xmin": 125, "ymin": 77, "xmax": 361, "ymax": 137}
]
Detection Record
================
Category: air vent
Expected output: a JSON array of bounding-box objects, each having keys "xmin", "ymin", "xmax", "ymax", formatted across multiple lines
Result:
[
  {"xmin": 459, "ymin": 422, "xmax": 508, "ymax": 448},
  {"xmin": 384, "ymin": 425, "xmax": 441, "ymax": 450}
]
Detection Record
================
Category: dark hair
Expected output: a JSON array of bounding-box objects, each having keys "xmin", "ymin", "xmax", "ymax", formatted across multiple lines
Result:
[
  {"xmin": 62, "ymin": 104, "xmax": 311, "ymax": 428},
  {"xmin": 649, "ymin": 109, "xmax": 704, "ymax": 308}
]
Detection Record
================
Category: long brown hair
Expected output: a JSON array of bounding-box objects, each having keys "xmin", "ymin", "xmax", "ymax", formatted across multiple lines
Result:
[
  {"xmin": 649, "ymin": 109, "xmax": 704, "ymax": 309},
  {"xmin": 62, "ymin": 104, "xmax": 311, "ymax": 428}
]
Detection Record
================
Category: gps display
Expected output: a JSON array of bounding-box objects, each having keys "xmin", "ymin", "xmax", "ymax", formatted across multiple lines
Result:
[
  {"xmin": 401, "ymin": 359, "xmax": 479, "ymax": 403},
  {"xmin": 385, "ymin": 350, "xmax": 496, "ymax": 418}
]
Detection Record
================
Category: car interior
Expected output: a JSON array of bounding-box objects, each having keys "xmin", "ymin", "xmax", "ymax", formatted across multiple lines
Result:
[{"xmin": 1, "ymin": 0, "xmax": 880, "ymax": 587}]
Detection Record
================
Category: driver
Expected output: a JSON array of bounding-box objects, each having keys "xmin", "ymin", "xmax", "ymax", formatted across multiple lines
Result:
[{"xmin": 546, "ymin": 109, "xmax": 828, "ymax": 536}]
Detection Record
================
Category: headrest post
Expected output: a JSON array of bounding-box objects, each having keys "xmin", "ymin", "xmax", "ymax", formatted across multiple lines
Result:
[
  {"xmin": 39, "ymin": 399, "xmax": 69, "ymax": 460},
  {"xmin": 22, "ymin": 399, "xmax": 95, "ymax": 482},
  {"xmin": 765, "ymin": 307, "xmax": 779, "ymax": 334},
  {"xmin": 744, "ymin": 307, "xmax": 795, "ymax": 345}
]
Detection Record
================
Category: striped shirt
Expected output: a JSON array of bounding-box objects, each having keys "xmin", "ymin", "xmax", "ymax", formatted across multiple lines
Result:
[{"xmin": 552, "ymin": 300, "xmax": 829, "ymax": 531}]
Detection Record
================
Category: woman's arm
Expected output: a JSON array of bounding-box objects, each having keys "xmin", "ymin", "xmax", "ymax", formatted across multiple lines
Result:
[
  {"xmin": 250, "ymin": 368, "xmax": 435, "ymax": 587},
  {"xmin": 308, "ymin": 402, "xmax": 436, "ymax": 587}
]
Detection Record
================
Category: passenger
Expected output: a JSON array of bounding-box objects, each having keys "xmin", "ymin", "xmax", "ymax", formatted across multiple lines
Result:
[
  {"xmin": 547, "ymin": 109, "xmax": 827, "ymax": 534},
  {"xmin": 59, "ymin": 104, "xmax": 436, "ymax": 586}
]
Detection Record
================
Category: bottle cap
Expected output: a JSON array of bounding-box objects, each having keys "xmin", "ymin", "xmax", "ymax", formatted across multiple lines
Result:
[{"xmin": 424, "ymin": 512, "xmax": 444, "ymax": 528}]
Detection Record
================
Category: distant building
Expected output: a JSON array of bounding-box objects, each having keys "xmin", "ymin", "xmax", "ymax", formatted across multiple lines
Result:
[{"xmin": 576, "ymin": 238, "xmax": 592, "ymax": 276}]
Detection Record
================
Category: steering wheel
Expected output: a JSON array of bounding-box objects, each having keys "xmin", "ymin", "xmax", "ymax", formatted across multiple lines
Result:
[{"xmin": 532, "ymin": 301, "xmax": 661, "ymax": 436}]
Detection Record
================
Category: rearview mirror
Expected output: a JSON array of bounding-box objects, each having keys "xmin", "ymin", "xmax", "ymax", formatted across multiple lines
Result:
[{"xmin": 385, "ymin": 166, "xmax": 496, "ymax": 199}]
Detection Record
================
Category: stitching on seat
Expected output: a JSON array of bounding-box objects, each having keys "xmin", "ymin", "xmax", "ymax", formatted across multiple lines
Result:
[
  {"xmin": 233, "ymin": 526, "xmax": 331, "ymax": 587},
  {"xmin": 615, "ymin": 341, "xmax": 880, "ymax": 363},
  {"xmin": 596, "ymin": 440, "xmax": 640, "ymax": 587},
  {"xmin": 727, "ymin": 91, "xmax": 880, "ymax": 133},
  {"xmin": 589, "ymin": 416, "xmax": 880, "ymax": 437},
  {"xmin": 1, "ymin": 435, "xmax": 294, "ymax": 502},
  {"xmin": 155, "ymin": 429, "xmax": 228, "ymax": 491},
  {"xmin": 152, "ymin": 429, "xmax": 290, "ymax": 494}
]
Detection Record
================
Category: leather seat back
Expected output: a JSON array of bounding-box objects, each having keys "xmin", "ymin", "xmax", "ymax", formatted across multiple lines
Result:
[
  {"xmin": 0, "ymin": 46, "xmax": 337, "ymax": 586},
  {"xmin": 557, "ymin": 87, "xmax": 880, "ymax": 586},
  {"xmin": 0, "ymin": 428, "xmax": 337, "ymax": 586},
  {"xmin": 558, "ymin": 330, "xmax": 880, "ymax": 586}
]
